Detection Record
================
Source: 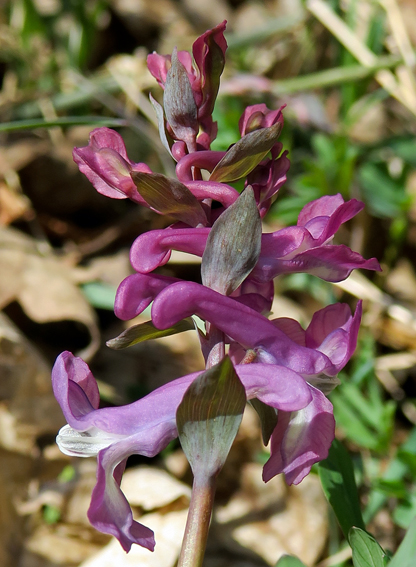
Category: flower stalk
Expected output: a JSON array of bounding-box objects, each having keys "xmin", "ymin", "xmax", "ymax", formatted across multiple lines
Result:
[{"xmin": 177, "ymin": 476, "xmax": 216, "ymax": 567}]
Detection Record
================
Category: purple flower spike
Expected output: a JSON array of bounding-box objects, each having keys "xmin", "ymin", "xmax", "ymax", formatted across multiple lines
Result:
[
  {"xmin": 73, "ymin": 128, "xmax": 152, "ymax": 203},
  {"xmin": 262, "ymin": 386, "xmax": 335, "ymax": 485}
]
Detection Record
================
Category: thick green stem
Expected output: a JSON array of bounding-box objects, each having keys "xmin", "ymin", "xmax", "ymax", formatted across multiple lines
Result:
[{"xmin": 177, "ymin": 476, "xmax": 216, "ymax": 567}]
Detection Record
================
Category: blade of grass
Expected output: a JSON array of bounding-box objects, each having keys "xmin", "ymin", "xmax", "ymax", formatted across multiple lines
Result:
[
  {"xmin": 0, "ymin": 116, "xmax": 127, "ymax": 132},
  {"xmin": 13, "ymin": 74, "xmax": 120, "ymax": 119},
  {"xmin": 271, "ymin": 55, "xmax": 401, "ymax": 95},
  {"xmin": 307, "ymin": 0, "xmax": 416, "ymax": 114},
  {"xmin": 226, "ymin": 14, "xmax": 305, "ymax": 50}
]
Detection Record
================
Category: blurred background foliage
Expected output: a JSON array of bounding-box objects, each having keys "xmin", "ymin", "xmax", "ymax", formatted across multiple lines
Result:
[{"xmin": 1, "ymin": 0, "xmax": 416, "ymax": 566}]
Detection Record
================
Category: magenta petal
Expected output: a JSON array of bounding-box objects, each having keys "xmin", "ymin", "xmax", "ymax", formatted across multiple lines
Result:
[
  {"xmin": 263, "ymin": 386, "xmax": 335, "ymax": 485},
  {"xmin": 302, "ymin": 199, "xmax": 364, "ymax": 242},
  {"xmin": 306, "ymin": 303, "xmax": 353, "ymax": 348},
  {"xmin": 193, "ymin": 21, "xmax": 227, "ymax": 76},
  {"xmin": 259, "ymin": 226, "xmax": 310, "ymax": 259},
  {"xmin": 130, "ymin": 228, "xmax": 210, "ymax": 273},
  {"xmin": 271, "ymin": 318, "xmax": 306, "ymax": 346},
  {"xmin": 255, "ymin": 244, "xmax": 381, "ymax": 283},
  {"xmin": 192, "ymin": 21, "xmax": 227, "ymax": 118},
  {"xmin": 239, "ymin": 104, "xmax": 284, "ymax": 136},
  {"xmin": 146, "ymin": 53, "xmax": 171, "ymax": 88},
  {"xmin": 283, "ymin": 245, "xmax": 381, "ymax": 282},
  {"xmin": 114, "ymin": 273, "xmax": 179, "ymax": 320}
]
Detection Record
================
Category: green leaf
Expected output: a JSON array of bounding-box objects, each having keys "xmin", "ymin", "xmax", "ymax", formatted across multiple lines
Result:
[
  {"xmin": 176, "ymin": 356, "xmax": 246, "ymax": 480},
  {"xmin": 131, "ymin": 172, "xmax": 207, "ymax": 227},
  {"xmin": 349, "ymin": 528, "xmax": 387, "ymax": 567},
  {"xmin": 275, "ymin": 555, "xmax": 307, "ymax": 567},
  {"xmin": 364, "ymin": 426, "xmax": 416, "ymax": 523},
  {"xmin": 106, "ymin": 318, "xmax": 194, "ymax": 349},
  {"xmin": 201, "ymin": 187, "xmax": 261, "ymax": 295},
  {"xmin": 43, "ymin": 505, "xmax": 61, "ymax": 525},
  {"xmin": 81, "ymin": 282, "xmax": 117, "ymax": 310},
  {"xmin": 393, "ymin": 494, "xmax": 416, "ymax": 529},
  {"xmin": 388, "ymin": 516, "xmax": 416, "ymax": 567},
  {"xmin": 359, "ymin": 162, "xmax": 410, "ymax": 219},
  {"xmin": 0, "ymin": 117, "xmax": 127, "ymax": 133},
  {"xmin": 209, "ymin": 121, "xmax": 282, "ymax": 183},
  {"xmin": 318, "ymin": 439, "xmax": 365, "ymax": 538}
]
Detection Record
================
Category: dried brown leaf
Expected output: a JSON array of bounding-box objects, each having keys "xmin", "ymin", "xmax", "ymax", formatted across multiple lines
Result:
[{"xmin": 0, "ymin": 226, "xmax": 100, "ymax": 358}]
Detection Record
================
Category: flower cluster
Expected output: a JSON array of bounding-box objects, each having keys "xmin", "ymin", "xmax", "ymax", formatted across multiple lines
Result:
[{"xmin": 53, "ymin": 21, "xmax": 381, "ymax": 553}]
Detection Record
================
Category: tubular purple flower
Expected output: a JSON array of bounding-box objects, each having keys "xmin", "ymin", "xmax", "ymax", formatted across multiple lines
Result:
[
  {"xmin": 73, "ymin": 128, "xmax": 152, "ymax": 204},
  {"xmin": 252, "ymin": 194, "xmax": 381, "ymax": 282},
  {"xmin": 151, "ymin": 281, "xmax": 341, "ymax": 377},
  {"xmin": 130, "ymin": 227, "xmax": 210, "ymax": 273},
  {"xmin": 127, "ymin": 194, "xmax": 379, "ymax": 281},
  {"xmin": 53, "ymin": 352, "xmax": 313, "ymax": 551}
]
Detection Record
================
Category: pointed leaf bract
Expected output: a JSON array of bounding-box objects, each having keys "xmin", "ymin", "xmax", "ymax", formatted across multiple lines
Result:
[
  {"xmin": 106, "ymin": 318, "xmax": 194, "ymax": 349},
  {"xmin": 177, "ymin": 356, "xmax": 246, "ymax": 480},
  {"xmin": 131, "ymin": 171, "xmax": 207, "ymax": 227},
  {"xmin": 163, "ymin": 48, "xmax": 198, "ymax": 147},
  {"xmin": 201, "ymin": 187, "xmax": 261, "ymax": 295},
  {"xmin": 249, "ymin": 398, "xmax": 278, "ymax": 445},
  {"xmin": 209, "ymin": 121, "xmax": 282, "ymax": 183},
  {"xmin": 149, "ymin": 93, "xmax": 173, "ymax": 158}
]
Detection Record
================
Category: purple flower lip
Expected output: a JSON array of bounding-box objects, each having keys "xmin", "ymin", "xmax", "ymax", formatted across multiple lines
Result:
[{"xmin": 262, "ymin": 385, "xmax": 335, "ymax": 485}]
